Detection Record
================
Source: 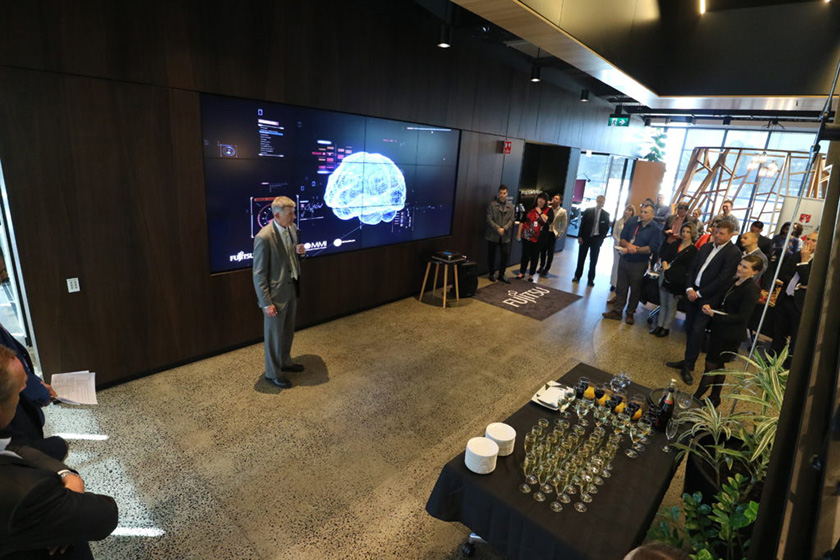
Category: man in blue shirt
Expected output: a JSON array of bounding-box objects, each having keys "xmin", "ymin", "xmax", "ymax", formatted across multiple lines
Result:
[{"xmin": 603, "ymin": 203, "xmax": 662, "ymax": 325}]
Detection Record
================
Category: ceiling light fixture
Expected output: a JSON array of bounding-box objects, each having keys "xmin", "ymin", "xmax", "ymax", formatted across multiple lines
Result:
[
  {"xmin": 580, "ymin": 89, "xmax": 589, "ymax": 102},
  {"xmin": 722, "ymin": 116, "xmax": 732, "ymax": 126},
  {"xmin": 699, "ymin": 0, "xmax": 706, "ymax": 14},
  {"xmin": 437, "ymin": 24, "xmax": 452, "ymax": 49},
  {"xmin": 643, "ymin": 117, "xmax": 651, "ymax": 127},
  {"xmin": 530, "ymin": 48, "xmax": 541, "ymax": 83}
]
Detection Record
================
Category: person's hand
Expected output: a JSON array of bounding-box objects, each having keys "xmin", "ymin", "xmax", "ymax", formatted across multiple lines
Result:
[
  {"xmin": 702, "ymin": 304, "xmax": 713, "ymax": 316},
  {"xmin": 664, "ymin": 229, "xmax": 672, "ymax": 235},
  {"xmin": 662, "ymin": 261, "xmax": 670, "ymax": 270},
  {"xmin": 62, "ymin": 473, "xmax": 85, "ymax": 493},
  {"xmin": 264, "ymin": 305, "xmax": 277, "ymax": 317},
  {"xmin": 497, "ymin": 227, "xmax": 504, "ymax": 236},
  {"xmin": 47, "ymin": 545, "xmax": 70, "ymax": 556},
  {"xmin": 801, "ymin": 239, "xmax": 813, "ymax": 262},
  {"xmin": 687, "ymin": 288, "xmax": 699, "ymax": 302},
  {"xmin": 295, "ymin": 243, "xmax": 306, "ymax": 255},
  {"xmin": 539, "ymin": 213, "xmax": 548, "ymax": 223},
  {"xmin": 578, "ymin": 237, "xmax": 582, "ymax": 245},
  {"xmin": 42, "ymin": 382, "xmax": 58, "ymax": 400},
  {"xmin": 627, "ymin": 244, "xmax": 638, "ymax": 254}
]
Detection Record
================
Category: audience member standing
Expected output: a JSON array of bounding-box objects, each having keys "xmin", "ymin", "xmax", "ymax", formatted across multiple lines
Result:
[
  {"xmin": 693, "ymin": 255, "xmax": 764, "ymax": 407},
  {"xmin": 608, "ymin": 204, "xmax": 636, "ymax": 303},
  {"xmin": 666, "ymin": 221, "xmax": 741, "ymax": 385},
  {"xmin": 0, "ymin": 346, "xmax": 118, "ymax": 559},
  {"xmin": 538, "ymin": 194, "xmax": 568, "ymax": 276},
  {"xmin": 772, "ymin": 231, "xmax": 817, "ymax": 362},
  {"xmin": 711, "ymin": 199, "xmax": 740, "ymax": 232},
  {"xmin": 516, "ymin": 192, "xmax": 553, "ymax": 282},
  {"xmin": 485, "ymin": 185, "xmax": 514, "ymax": 283},
  {"xmin": 653, "ymin": 193, "xmax": 671, "ymax": 226},
  {"xmin": 651, "ymin": 223, "xmax": 698, "ymax": 338},
  {"xmin": 663, "ymin": 202, "xmax": 698, "ymax": 244},
  {"xmin": 573, "ymin": 195, "xmax": 611, "ymax": 287},
  {"xmin": 739, "ymin": 231, "xmax": 769, "ymax": 283},
  {"xmin": 602, "ymin": 203, "xmax": 662, "ymax": 324}
]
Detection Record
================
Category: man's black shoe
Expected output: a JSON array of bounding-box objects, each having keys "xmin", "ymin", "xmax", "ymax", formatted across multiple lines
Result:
[
  {"xmin": 665, "ymin": 360, "xmax": 685, "ymax": 370},
  {"xmin": 281, "ymin": 363, "xmax": 305, "ymax": 373},
  {"xmin": 650, "ymin": 326, "xmax": 661, "ymax": 335},
  {"xmin": 499, "ymin": 276, "xmax": 510, "ymax": 284},
  {"xmin": 572, "ymin": 277, "xmax": 580, "ymax": 283},
  {"xmin": 489, "ymin": 273, "xmax": 497, "ymax": 282},
  {"xmin": 587, "ymin": 280, "xmax": 595, "ymax": 287},
  {"xmin": 680, "ymin": 368, "xmax": 694, "ymax": 385},
  {"xmin": 266, "ymin": 375, "xmax": 292, "ymax": 388}
]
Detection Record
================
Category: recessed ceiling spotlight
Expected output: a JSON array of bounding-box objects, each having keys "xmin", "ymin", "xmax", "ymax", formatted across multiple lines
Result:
[{"xmin": 580, "ymin": 89, "xmax": 589, "ymax": 102}]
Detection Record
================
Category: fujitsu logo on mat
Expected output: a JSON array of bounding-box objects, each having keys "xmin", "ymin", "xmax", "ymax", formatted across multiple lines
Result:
[
  {"xmin": 230, "ymin": 251, "xmax": 254, "ymax": 262},
  {"xmin": 503, "ymin": 287, "xmax": 550, "ymax": 308}
]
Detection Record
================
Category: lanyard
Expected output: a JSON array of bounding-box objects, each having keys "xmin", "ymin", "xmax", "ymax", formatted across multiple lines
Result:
[{"xmin": 630, "ymin": 224, "xmax": 641, "ymax": 244}]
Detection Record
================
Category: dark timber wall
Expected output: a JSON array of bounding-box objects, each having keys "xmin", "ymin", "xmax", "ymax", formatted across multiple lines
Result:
[{"xmin": 0, "ymin": 0, "xmax": 638, "ymax": 385}]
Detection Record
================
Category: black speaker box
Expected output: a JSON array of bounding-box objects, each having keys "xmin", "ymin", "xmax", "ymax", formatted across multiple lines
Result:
[{"xmin": 450, "ymin": 261, "xmax": 478, "ymax": 298}]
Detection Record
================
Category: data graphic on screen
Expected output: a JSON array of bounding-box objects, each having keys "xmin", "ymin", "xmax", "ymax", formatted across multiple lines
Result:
[{"xmin": 201, "ymin": 94, "xmax": 461, "ymax": 273}]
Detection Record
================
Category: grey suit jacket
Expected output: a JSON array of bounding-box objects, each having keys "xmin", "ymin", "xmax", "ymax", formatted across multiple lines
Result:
[{"xmin": 252, "ymin": 222, "xmax": 301, "ymax": 311}]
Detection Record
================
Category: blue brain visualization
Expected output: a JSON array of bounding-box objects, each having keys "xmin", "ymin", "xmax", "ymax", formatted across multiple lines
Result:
[{"xmin": 324, "ymin": 152, "xmax": 406, "ymax": 225}]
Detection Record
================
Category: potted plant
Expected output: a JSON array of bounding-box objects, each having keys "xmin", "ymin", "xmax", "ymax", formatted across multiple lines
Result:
[
  {"xmin": 673, "ymin": 347, "xmax": 788, "ymax": 503},
  {"xmin": 648, "ymin": 474, "xmax": 759, "ymax": 560}
]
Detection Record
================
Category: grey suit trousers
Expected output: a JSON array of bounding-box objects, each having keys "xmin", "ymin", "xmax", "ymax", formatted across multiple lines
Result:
[{"xmin": 264, "ymin": 290, "xmax": 297, "ymax": 379}]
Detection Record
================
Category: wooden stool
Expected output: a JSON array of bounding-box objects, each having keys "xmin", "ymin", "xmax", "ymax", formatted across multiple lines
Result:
[{"xmin": 419, "ymin": 259, "xmax": 461, "ymax": 308}]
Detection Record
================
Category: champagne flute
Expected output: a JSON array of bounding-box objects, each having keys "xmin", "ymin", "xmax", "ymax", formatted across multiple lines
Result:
[
  {"xmin": 625, "ymin": 419, "xmax": 647, "ymax": 458},
  {"xmin": 550, "ymin": 475, "xmax": 565, "ymax": 512},
  {"xmin": 635, "ymin": 418, "xmax": 652, "ymax": 451},
  {"xmin": 519, "ymin": 455, "xmax": 535, "ymax": 493},
  {"xmin": 574, "ymin": 398, "xmax": 590, "ymax": 427},
  {"xmin": 523, "ymin": 433, "xmax": 536, "ymax": 455},
  {"xmin": 663, "ymin": 418, "xmax": 679, "ymax": 453},
  {"xmin": 677, "ymin": 391, "xmax": 693, "ymax": 416},
  {"xmin": 533, "ymin": 465, "xmax": 550, "ymax": 502},
  {"xmin": 560, "ymin": 391, "xmax": 575, "ymax": 417}
]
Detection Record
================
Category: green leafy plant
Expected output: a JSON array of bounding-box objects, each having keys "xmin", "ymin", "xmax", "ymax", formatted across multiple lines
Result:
[
  {"xmin": 648, "ymin": 474, "xmax": 759, "ymax": 560},
  {"xmin": 672, "ymin": 347, "xmax": 789, "ymax": 500},
  {"xmin": 644, "ymin": 128, "xmax": 667, "ymax": 162}
]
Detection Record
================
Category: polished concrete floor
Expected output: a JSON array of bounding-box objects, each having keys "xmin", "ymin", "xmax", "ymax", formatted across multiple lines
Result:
[{"xmin": 44, "ymin": 247, "xmax": 701, "ymax": 559}]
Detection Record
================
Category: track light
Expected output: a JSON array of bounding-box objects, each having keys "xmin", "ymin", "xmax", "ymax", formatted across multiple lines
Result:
[
  {"xmin": 437, "ymin": 24, "xmax": 452, "ymax": 48},
  {"xmin": 686, "ymin": 116, "xmax": 695, "ymax": 125},
  {"xmin": 580, "ymin": 89, "xmax": 589, "ymax": 102},
  {"xmin": 530, "ymin": 63, "xmax": 541, "ymax": 82},
  {"xmin": 722, "ymin": 116, "xmax": 732, "ymax": 126},
  {"xmin": 643, "ymin": 117, "xmax": 651, "ymax": 127}
]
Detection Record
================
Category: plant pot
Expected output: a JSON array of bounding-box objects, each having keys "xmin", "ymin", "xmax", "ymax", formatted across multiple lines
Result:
[{"xmin": 683, "ymin": 434, "xmax": 764, "ymax": 503}]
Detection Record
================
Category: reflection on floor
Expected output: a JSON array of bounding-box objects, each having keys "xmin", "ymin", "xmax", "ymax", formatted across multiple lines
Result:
[{"xmin": 45, "ymin": 248, "xmax": 701, "ymax": 559}]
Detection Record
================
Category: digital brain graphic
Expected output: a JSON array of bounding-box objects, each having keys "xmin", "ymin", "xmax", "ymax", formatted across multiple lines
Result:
[{"xmin": 324, "ymin": 152, "xmax": 406, "ymax": 225}]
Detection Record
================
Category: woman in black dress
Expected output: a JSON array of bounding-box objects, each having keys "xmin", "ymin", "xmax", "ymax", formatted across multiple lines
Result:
[
  {"xmin": 651, "ymin": 222, "xmax": 698, "ymax": 337},
  {"xmin": 692, "ymin": 254, "xmax": 764, "ymax": 407}
]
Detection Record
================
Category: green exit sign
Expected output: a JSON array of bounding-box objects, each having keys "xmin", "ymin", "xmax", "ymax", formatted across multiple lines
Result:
[{"xmin": 608, "ymin": 116, "xmax": 630, "ymax": 127}]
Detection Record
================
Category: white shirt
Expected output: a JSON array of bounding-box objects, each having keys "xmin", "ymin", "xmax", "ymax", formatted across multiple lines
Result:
[
  {"xmin": 592, "ymin": 208, "xmax": 601, "ymax": 236},
  {"xmin": 0, "ymin": 437, "xmax": 21, "ymax": 458},
  {"xmin": 690, "ymin": 242, "xmax": 726, "ymax": 297}
]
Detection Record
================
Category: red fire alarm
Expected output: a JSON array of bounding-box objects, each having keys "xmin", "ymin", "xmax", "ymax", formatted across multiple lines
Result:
[{"xmin": 502, "ymin": 141, "xmax": 512, "ymax": 155}]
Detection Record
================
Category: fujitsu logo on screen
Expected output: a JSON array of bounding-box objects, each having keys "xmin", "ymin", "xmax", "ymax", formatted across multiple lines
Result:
[{"xmin": 229, "ymin": 251, "xmax": 254, "ymax": 262}]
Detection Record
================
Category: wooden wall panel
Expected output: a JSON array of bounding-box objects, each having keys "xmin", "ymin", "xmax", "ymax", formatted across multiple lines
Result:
[{"xmin": 0, "ymin": 0, "xmax": 637, "ymax": 385}]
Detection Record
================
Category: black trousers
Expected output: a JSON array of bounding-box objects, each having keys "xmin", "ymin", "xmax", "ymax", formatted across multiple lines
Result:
[
  {"xmin": 538, "ymin": 232, "xmax": 557, "ymax": 272},
  {"xmin": 771, "ymin": 294, "xmax": 801, "ymax": 357},
  {"xmin": 519, "ymin": 240, "xmax": 540, "ymax": 275},
  {"xmin": 574, "ymin": 237, "xmax": 603, "ymax": 281},
  {"xmin": 683, "ymin": 297, "xmax": 712, "ymax": 370},
  {"xmin": 487, "ymin": 240, "xmax": 511, "ymax": 277}
]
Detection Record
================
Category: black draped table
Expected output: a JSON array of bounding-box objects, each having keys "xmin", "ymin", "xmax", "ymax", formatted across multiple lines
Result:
[{"xmin": 425, "ymin": 363, "xmax": 678, "ymax": 560}]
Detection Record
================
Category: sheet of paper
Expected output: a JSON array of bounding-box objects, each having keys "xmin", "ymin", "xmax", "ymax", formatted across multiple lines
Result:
[
  {"xmin": 51, "ymin": 370, "xmax": 98, "ymax": 405},
  {"xmin": 711, "ymin": 309, "xmax": 729, "ymax": 316}
]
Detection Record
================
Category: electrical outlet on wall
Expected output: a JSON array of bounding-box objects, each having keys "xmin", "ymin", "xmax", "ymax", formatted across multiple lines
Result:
[{"xmin": 66, "ymin": 278, "xmax": 80, "ymax": 293}]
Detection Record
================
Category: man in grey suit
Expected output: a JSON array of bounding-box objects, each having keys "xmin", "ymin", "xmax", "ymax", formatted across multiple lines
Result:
[{"xmin": 253, "ymin": 196, "xmax": 306, "ymax": 389}]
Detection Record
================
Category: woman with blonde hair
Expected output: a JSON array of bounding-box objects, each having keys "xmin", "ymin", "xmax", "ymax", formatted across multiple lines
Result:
[{"xmin": 608, "ymin": 204, "xmax": 636, "ymax": 302}]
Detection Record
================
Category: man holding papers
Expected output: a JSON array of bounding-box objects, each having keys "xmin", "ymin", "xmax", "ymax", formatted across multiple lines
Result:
[{"xmin": 0, "ymin": 346, "xmax": 118, "ymax": 559}]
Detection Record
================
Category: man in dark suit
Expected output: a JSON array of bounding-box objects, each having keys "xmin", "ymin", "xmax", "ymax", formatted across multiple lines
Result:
[
  {"xmin": 771, "ymin": 232, "xmax": 817, "ymax": 361},
  {"xmin": 0, "ymin": 321, "xmax": 68, "ymax": 460},
  {"xmin": 253, "ymin": 196, "xmax": 306, "ymax": 389},
  {"xmin": 573, "ymin": 195, "xmax": 611, "ymax": 287},
  {"xmin": 666, "ymin": 221, "xmax": 741, "ymax": 384},
  {"xmin": 0, "ymin": 346, "xmax": 118, "ymax": 559}
]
